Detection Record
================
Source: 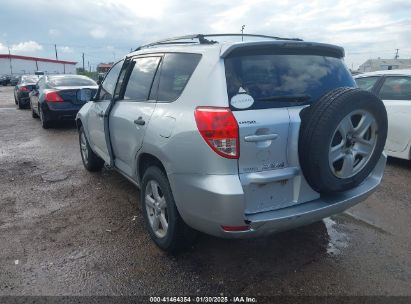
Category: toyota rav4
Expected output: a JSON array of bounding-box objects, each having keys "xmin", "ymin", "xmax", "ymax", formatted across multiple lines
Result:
[{"xmin": 76, "ymin": 34, "xmax": 388, "ymax": 252}]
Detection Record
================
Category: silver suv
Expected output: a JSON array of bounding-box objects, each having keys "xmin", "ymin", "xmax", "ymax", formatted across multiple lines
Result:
[{"xmin": 76, "ymin": 34, "xmax": 388, "ymax": 251}]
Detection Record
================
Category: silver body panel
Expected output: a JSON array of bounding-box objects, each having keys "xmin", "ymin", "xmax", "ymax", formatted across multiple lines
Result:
[{"xmin": 76, "ymin": 41, "xmax": 386, "ymax": 238}]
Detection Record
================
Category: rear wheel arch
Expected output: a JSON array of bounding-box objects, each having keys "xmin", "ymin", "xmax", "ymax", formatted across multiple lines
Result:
[
  {"xmin": 138, "ymin": 153, "xmax": 167, "ymax": 184},
  {"xmin": 76, "ymin": 118, "xmax": 83, "ymax": 131}
]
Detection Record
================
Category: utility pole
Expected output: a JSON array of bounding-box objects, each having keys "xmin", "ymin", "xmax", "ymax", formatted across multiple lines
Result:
[
  {"xmin": 54, "ymin": 44, "xmax": 58, "ymax": 60},
  {"xmin": 395, "ymin": 49, "xmax": 399, "ymax": 59},
  {"xmin": 241, "ymin": 25, "xmax": 246, "ymax": 41},
  {"xmin": 82, "ymin": 53, "xmax": 85, "ymax": 71},
  {"xmin": 7, "ymin": 43, "xmax": 13, "ymax": 74},
  {"xmin": 88, "ymin": 61, "xmax": 90, "ymax": 72}
]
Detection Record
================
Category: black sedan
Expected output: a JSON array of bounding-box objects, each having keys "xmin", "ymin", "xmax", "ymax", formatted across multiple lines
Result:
[
  {"xmin": 29, "ymin": 74, "xmax": 98, "ymax": 129},
  {"xmin": 0, "ymin": 75, "xmax": 11, "ymax": 86},
  {"xmin": 10, "ymin": 75, "xmax": 20, "ymax": 86},
  {"xmin": 14, "ymin": 75, "xmax": 39, "ymax": 109}
]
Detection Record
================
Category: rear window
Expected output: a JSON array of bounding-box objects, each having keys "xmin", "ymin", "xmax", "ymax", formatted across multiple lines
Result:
[
  {"xmin": 156, "ymin": 53, "xmax": 201, "ymax": 102},
  {"xmin": 48, "ymin": 76, "xmax": 97, "ymax": 87},
  {"xmin": 225, "ymin": 54, "xmax": 355, "ymax": 110},
  {"xmin": 22, "ymin": 76, "xmax": 38, "ymax": 83}
]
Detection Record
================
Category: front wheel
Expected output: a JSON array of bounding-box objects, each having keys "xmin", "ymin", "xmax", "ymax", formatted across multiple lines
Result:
[
  {"xmin": 141, "ymin": 166, "xmax": 196, "ymax": 252},
  {"xmin": 79, "ymin": 126, "xmax": 104, "ymax": 172}
]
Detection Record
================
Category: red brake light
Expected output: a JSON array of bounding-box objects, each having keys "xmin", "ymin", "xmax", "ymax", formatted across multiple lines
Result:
[
  {"xmin": 221, "ymin": 225, "xmax": 250, "ymax": 232},
  {"xmin": 20, "ymin": 86, "xmax": 29, "ymax": 92},
  {"xmin": 44, "ymin": 90, "xmax": 63, "ymax": 102},
  {"xmin": 194, "ymin": 107, "xmax": 239, "ymax": 159}
]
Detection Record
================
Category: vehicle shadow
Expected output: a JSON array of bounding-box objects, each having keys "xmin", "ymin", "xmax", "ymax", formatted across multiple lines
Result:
[
  {"xmin": 49, "ymin": 121, "xmax": 77, "ymax": 130},
  {"xmin": 172, "ymin": 219, "xmax": 339, "ymax": 288},
  {"xmin": 386, "ymin": 156, "xmax": 411, "ymax": 169}
]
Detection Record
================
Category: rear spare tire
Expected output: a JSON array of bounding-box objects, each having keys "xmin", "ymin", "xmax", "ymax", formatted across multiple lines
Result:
[{"xmin": 299, "ymin": 87, "xmax": 387, "ymax": 193}]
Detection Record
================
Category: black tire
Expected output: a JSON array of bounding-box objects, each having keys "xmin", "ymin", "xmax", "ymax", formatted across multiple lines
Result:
[
  {"xmin": 31, "ymin": 104, "xmax": 39, "ymax": 118},
  {"xmin": 14, "ymin": 94, "xmax": 18, "ymax": 105},
  {"xmin": 17, "ymin": 98, "xmax": 24, "ymax": 109},
  {"xmin": 299, "ymin": 87, "xmax": 388, "ymax": 193},
  {"xmin": 141, "ymin": 166, "xmax": 197, "ymax": 252},
  {"xmin": 39, "ymin": 106, "xmax": 51, "ymax": 129},
  {"xmin": 79, "ymin": 126, "xmax": 104, "ymax": 172}
]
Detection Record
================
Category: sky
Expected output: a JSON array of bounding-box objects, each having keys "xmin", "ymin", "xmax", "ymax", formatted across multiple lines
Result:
[{"xmin": 1, "ymin": 0, "xmax": 411, "ymax": 70}]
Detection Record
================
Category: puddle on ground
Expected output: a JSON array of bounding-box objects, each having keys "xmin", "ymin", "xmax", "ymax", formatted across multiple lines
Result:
[{"xmin": 323, "ymin": 217, "xmax": 349, "ymax": 256}]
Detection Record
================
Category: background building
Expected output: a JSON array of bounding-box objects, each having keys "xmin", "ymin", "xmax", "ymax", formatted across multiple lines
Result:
[
  {"xmin": 97, "ymin": 63, "xmax": 113, "ymax": 73},
  {"xmin": 358, "ymin": 58, "xmax": 411, "ymax": 73},
  {"xmin": 0, "ymin": 54, "xmax": 77, "ymax": 75}
]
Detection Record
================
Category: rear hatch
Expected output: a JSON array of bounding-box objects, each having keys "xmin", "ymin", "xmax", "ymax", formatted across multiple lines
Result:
[{"xmin": 223, "ymin": 42, "xmax": 356, "ymax": 214}]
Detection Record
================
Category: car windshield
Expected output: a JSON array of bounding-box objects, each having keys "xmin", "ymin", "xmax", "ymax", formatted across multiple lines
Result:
[
  {"xmin": 22, "ymin": 76, "xmax": 38, "ymax": 83},
  {"xmin": 225, "ymin": 54, "xmax": 355, "ymax": 110},
  {"xmin": 48, "ymin": 76, "xmax": 97, "ymax": 87}
]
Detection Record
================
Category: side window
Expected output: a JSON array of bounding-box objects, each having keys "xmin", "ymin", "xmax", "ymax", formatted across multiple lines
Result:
[
  {"xmin": 98, "ymin": 60, "xmax": 123, "ymax": 101},
  {"xmin": 114, "ymin": 59, "xmax": 132, "ymax": 100},
  {"xmin": 355, "ymin": 76, "xmax": 380, "ymax": 91},
  {"xmin": 379, "ymin": 76, "xmax": 411, "ymax": 100},
  {"xmin": 124, "ymin": 57, "xmax": 161, "ymax": 101},
  {"xmin": 157, "ymin": 53, "xmax": 201, "ymax": 102}
]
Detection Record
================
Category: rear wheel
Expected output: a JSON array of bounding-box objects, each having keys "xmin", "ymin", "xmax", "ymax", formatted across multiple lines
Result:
[
  {"xmin": 39, "ymin": 106, "xmax": 51, "ymax": 129},
  {"xmin": 79, "ymin": 126, "xmax": 104, "ymax": 172},
  {"xmin": 31, "ymin": 103, "xmax": 38, "ymax": 118},
  {"xmin": 141, "ymin": 166, "xmax": 196, "ymax": 252},
  {"xmin": 17, "ymin": 98, "xmax": 25, "ymax": 109}
]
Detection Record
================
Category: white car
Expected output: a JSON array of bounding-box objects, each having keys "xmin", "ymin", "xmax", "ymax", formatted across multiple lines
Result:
[{"xmin": 355, "ymin": 70, "xmax": 411, "ymax": 160}]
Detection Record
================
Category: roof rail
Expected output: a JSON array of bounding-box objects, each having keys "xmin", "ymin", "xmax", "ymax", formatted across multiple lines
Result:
[{"xmin": 135, "ymin": 33, "xmax": 303, "ymax": 51}]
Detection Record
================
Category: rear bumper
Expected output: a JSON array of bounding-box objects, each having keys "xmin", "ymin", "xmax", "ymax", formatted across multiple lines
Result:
[
  {"xmin": 42, "ymin": 102, "xmax": 82, "ymax": 121},
  {"xmin": 169, "ymin": 154, "xmax": 386, "ymax": 238},
  {"xmin": 17, "ymin": 93, "xmax": 30, "ymax": 104}
]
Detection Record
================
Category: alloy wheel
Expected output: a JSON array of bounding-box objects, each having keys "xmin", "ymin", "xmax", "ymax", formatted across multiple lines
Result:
[
  {"xmin": 80, "ymin": 132, "xmax": 88, "ymax": 165},
  {"xmin": 145, "ymin": 180, "xmax": 168, "ymax": 238},
  {"xmin": 329, "ymin": 110, "xmax": 378, "ymax": 179}
]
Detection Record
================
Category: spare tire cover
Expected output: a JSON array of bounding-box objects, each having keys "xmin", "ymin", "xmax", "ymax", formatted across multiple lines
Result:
[{"xmin": 299, "ymin": 87, "xmax": 387, "ymax": 193}]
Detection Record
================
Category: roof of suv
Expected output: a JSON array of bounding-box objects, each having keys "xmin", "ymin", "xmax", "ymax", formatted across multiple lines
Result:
[{"xmin": 128, "ymin": 34, "xmax": 345, "ymax": 59}]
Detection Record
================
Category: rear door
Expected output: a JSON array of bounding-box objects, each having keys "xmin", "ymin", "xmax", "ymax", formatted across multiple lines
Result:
[
  {"xmin": 109, "ymin": 56, "xmax": 162, "ymax": 176},
  {"xmin": 224, "ymin": 52, "xmax": 356, "ymax": 214},
  {"xmin": 376, "ymin": 76, "xmax": 411, "ymax": 153},
  {"xmin": 87, "ymin": 60, "xmax": 124, "ymax": 163}
]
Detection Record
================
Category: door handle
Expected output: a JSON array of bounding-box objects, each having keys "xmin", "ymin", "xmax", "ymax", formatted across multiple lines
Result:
[
  {"xmin": 97, "ymin": 111, "xmax": 105, "ymax": 118},
  {"xmin": 244, "ymin": 133, "xmax": 278, "ymax": 142},
  {"xmin": 134, "ymin": 117, "xmax": 146, "ymax": 126}
]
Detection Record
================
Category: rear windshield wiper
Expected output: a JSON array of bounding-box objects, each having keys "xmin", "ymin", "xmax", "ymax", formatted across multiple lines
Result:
[{"xmin": 256, "ymin": 95, "xmax": 311, "ymax": 102}]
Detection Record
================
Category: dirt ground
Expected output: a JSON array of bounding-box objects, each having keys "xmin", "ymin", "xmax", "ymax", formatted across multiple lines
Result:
[{"xmin": 0, "ymin": 86, "xmax": 410, "ymax": 296}]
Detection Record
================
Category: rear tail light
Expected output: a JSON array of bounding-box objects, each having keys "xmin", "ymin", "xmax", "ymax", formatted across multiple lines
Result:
[
  {"xmin": 44, "ymin": 90, "xmax": 63, "ymax": 102},
  {"xmin": 194, "ymin": 107, "xmax": 239, "ymax": 159},
  {"xmin": 20, "ymin": 86, "xmax": 29, "ymax": 92},
  {"xmin": 221, "ymin": 225, "xmax": 250, "ymax": 232}
]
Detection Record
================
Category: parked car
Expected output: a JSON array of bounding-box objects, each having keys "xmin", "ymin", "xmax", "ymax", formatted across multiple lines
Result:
[
  {"xmin": 355, "ymin": 70, "xmax": 411, "ymax": 160},
  {"xmin": 14, "ymin": 75, "xmax": 39, "ymax": 109},
  {"xmin": 10, "ymin": 75, "xmax": 19, "ymax": 86},
  {"xmin": 29, "ymin": 74, "xmax": 98, "ymax": 128},
  {"xmin": 76, "ymin": 34, "xmax": 388, "ymax": 252},
  {"xmin": 0, "ymin": 74, "xmax": 11, "ymax": 86}
]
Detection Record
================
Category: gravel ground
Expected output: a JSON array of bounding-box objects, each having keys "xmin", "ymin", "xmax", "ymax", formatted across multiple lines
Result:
[{"xmin": 0, "ymin": 86, "xmax": 410, "ymax": 296}]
